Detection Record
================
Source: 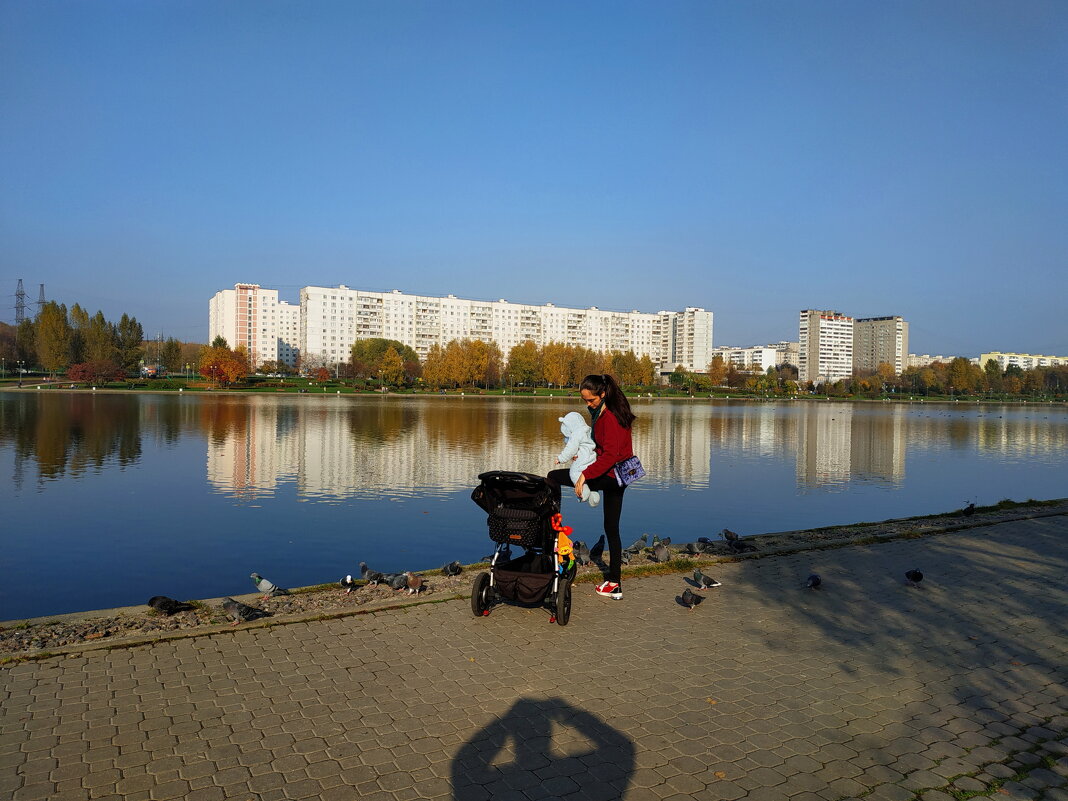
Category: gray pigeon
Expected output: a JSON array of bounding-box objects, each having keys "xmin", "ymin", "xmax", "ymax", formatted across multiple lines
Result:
[
  {"xmin": 573, "ymin": 541, "xmax": 591, "ymax": 566},
  {"xmin": 962, "ymin": 503, "xmax": 975, "ymax": 517},
  {"xmin": 221, "ymin": 597, "xmax": 270, "ymax": 625},
  {"xmin": 359, "ymin": 562, "xmax": 384, "ymax": 586},
  {"xmin": 905, "ymin": 569, "xmax": 923, "ymax": 586},
  {"xmin": 405, "ymin": 572, "xmax": 424, "ymax": 595},
  {"xmin": 620, "ymin": 549, "xmax": 631, "ymax": 565},
  {"xmin": 721, "ymin": 528, "xmax": 740, "ymax": 542},
  {"xmin": 385, "ymin": 573, "xmax": 408, "ymax": 591},
  {"xmin": 727, "ymin": 538, "xmax": 758, "ymax": 554},
  {"xmin": 624, "ymin": 534, "xmax": 648, "ymax": 554},
  {"xmin": 147, "ymin": 596, "xmax": 194, "ymax": 615},
  {"xmin": 250, "ymin": 573, "xmax": 288, "ymax": 599},
  {"xmin": 651, "ymin": 543, "xmax": 671, "ymax": 563},
  {"xmin": 803, "ymin": 574, "xmax": 822, "ymax": 589},
  {"xmin": 693, "ymin": 570, "xmax": 721, "ymax": 590},
  {"xmin": 442, "ymin": 561, "xmax": 463, "ymax": 577},
  {"xmin": 679, "ymin": 588, "xmax": 703, "ymax": 610},
  {"xmin": 589, "ymin": 535, "xmax": 605, "ymax": 563}
]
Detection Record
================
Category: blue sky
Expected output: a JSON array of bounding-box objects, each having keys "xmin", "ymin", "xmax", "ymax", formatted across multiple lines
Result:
[{"xmin": 2, "ymin": 0, "xmax": 1065, "ymax": 356}]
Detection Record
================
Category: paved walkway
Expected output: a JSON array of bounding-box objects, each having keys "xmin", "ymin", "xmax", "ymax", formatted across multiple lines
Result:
[{"xmin": 3, "ymin": 515, "xmax": 1066, "ymax": 801}]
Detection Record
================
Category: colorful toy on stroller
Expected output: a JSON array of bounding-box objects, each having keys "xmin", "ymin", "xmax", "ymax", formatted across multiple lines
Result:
[{"xmin": 470, "ymin": 470, "xmax": 577, "ymax": 625}]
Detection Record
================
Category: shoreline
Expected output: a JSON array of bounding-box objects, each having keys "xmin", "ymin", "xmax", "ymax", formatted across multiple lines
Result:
[
  {"xmin": 2, "ymin": 383, "xmax": 1065, "ymax": 405},
  {"xmin": 3, "ymin": 496, "xmax": 1065, "ymax": 664}
]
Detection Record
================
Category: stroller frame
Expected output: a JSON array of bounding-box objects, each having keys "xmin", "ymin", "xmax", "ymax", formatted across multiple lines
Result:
[{"xmin": 470, "ymin": 470, "xmax": 576, "ymax": 626}]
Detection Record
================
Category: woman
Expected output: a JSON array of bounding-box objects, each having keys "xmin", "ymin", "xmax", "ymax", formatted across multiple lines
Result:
[{"xmin": 547, "ymin": 373, "xmax": 636, "ymax": 599}]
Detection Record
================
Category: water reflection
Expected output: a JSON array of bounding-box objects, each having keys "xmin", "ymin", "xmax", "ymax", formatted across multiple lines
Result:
[{"xmin": 1, "ymin": 394, "xmax": 1066, "ymax": 498}]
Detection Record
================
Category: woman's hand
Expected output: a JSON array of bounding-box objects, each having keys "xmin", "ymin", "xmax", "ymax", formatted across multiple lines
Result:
[{"xmin": 574, "ymin": 474, "xmax": 586, "ymax": 499}]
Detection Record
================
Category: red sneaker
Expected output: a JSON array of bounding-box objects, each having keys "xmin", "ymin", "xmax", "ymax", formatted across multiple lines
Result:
[{"xmin": 594, "ymin": 581, "xmax": 622, "ymax": 599}]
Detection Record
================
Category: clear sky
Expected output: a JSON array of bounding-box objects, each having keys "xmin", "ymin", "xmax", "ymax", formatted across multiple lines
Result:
[{"xmin": 2, "ymin": 0, "xmax": 1065, "ymax": 356}]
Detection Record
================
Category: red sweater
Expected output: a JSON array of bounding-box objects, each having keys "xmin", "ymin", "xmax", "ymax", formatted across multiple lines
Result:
[{"xmin": 582, "ymin": 408, "xmax": 634, "ymax": 482}]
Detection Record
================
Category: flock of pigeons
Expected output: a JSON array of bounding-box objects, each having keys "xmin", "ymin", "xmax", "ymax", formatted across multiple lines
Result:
[{"xmin": 145, "ymin": 510, "xmax": 947, "ymax": 623}]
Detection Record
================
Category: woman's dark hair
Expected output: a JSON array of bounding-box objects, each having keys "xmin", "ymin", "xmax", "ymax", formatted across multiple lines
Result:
[{"xmin": 580, "ymin": 373, "xmax": 636, "ymax": 429}]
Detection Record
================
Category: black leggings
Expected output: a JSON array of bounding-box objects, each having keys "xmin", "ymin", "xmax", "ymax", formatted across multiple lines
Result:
[{"xmin": 546, "ymin": 469, "xmax": 626, "ymax": 583}]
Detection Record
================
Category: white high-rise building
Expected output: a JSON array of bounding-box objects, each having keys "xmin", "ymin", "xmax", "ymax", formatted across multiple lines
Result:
[
  {"xmin": 798, "ymin": 310, "xmax": 854, "ymax": 385},
  {"xmin": 296, "ymin": 285, "xmax": 713, "ymax": 373},
  {"xmin": 209, "ymin": 284, "xmax": 301, "ymax": 369}
]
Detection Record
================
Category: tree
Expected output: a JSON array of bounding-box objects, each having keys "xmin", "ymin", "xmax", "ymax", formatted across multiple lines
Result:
[
  {"xmin": 211, "ymin": 335, "xmax": 229, "ymax": 349},
  {"xmin": 161, "ymin": 338, "xmax": 182, "ymax": 371},
  {"xmin": 116, "ymin": 314, "xmax": 144, "ymax": 372},
  {"xmin": 668, "ymin": 365, "xmax": 689, "ymax": 390},
  {"xmin": 84, "ymin": 312, "xmax": 117, "ymax": 363},
  {"xmin": 636, "ymin": 355, "xmax": 656, "ymax": 386},
  {"xmin": 506, "ymin": 340, "xmax": 541, "ymax": 388},
  {"xmin": 69, "ymin": 304, "xmax": 90, "ymax": 364},
  {"xmin": 67, "ymin": 360, "xmax": 125, "ymax": 385},
  {"xmin": 422, "ymin": 343, "xmax": 447, "ymax": 388},
  {"xmin": 542, "ymin": 343, "xmax": 572, "ymax": 388},
  {"xmin": 36, "ymin": 301, "xmax": 73, "ymax": 375},
  {"xmin": 707, "ymin": 355, "xmax": 728, "ymax": 386},
  {"xmin": 199, "ymin": 346, "xmax": 246, "ymax": 385},
  {"xmin": 379, "ymin": 346, "xmax": 405, "ymax": 386},
  {"xmin": 350, "ymin": 338, "xmax": 420, "ymax": 380},
  {"xmin": 15, "ymin": 318, "xmax": 36, "ymax": 364},
  {"xmin": 983, "ymin": 359, "xmax": 1003, "ymax": 393}
]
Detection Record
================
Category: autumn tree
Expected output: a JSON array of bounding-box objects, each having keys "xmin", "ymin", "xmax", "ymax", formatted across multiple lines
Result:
[
  {"xmin": 636, "ymin": 354, "xmax": 656, "ymax": 386},
  {"xmin": 422, "ymin": 343, "xmax": 447, "ymax": 388},
  {"xmin": 84, "ymin": 312, "xmax": 117, "ymax": 363},
  {"xmin": 69, "ymin": 304, "xmax": 91, "ymax": 364},
  {"xmin": 15, "ymin": 319, "xmax": 37, "ymax": 364},
  {"xmin": 707, "ymin": 355, "xmax": 728, "ymax": 386},
  {"xmin": 379, "ymin": 346, "xmax": 405, "ymax": 386},
  {"xmin": 541, "ymin": 343, "xmax": 573, "ymax": 388},
  {"xmin": 199, "ymin": 345, "xmax": 247, "ymax": 385},
  {"xmin": 67, "ymin": 360, "xmax": 126, "ymax": 385},
  {"xmin": 36, "ymin": 302, "xmax": 73, "ymax": 375},
  {"xmin": 350, "ymin": 338, "xmax": 419, "ymax": 380},
  {"xmin": 506, "ymin": 340, "xmax": 541, "ymax": 388}
]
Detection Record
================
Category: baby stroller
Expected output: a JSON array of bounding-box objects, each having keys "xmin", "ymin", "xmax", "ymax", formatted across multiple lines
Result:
[{"xmin": 470, "ymin": 470, "xmax": 576, "ymax": 626}]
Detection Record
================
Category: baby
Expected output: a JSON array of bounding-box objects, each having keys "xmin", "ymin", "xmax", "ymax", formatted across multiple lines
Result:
[{"xmin": 555, "ymin": 412, "xmax": 601, "ymax": 508}]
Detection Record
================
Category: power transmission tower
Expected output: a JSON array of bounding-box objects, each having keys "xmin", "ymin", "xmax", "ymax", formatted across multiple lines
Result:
[{"xmin": 15, "ymin": 279, "xmax": 26, "ymax": 324}]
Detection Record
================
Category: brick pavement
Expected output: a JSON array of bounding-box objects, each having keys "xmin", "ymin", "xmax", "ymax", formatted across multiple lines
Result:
[{"xmin": 2, "ymin": 515, "xmax": 1066, "ymax": 801}]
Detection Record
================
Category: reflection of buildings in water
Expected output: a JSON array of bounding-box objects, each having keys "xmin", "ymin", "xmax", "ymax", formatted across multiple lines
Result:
[
  {"xmin": 797, "ymin": 405, "xmax": 853, "ymax": 488},
  {"xmin": 638, "ymin": 403, "xmax": 711, "ymax": 489},
  {"xmin": 206, "ymin": 400, "xmax": 299, "ymax": 500},
  {"xmin": 796, "ymin": 405, "xmax": 908, "ymax": 488}
]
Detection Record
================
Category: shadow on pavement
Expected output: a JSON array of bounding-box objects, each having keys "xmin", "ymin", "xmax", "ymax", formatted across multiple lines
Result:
[{"xmin": 451, "ymin": 696, "xmax": 634, "ymax": 801}]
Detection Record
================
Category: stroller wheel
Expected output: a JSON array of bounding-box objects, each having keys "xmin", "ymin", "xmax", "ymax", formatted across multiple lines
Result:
[
  {"xmin": 555, "ymin": 578, "xmax": 572, "ymax": 626},
  {"xmin": 471, "ymin": 572, "xmax": 491, "ymax": 617}
]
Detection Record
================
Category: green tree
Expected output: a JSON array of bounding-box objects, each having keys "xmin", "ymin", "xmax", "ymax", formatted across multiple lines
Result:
[
  {"xmin": 69, "ymin": 304, "xmax": 90, "ymax": 364},
  {"xmin": 15, "ymin": 318, "xmax": 37, "ymax": 364},
  {"xmin": 350, "ymin": 338, "xmax": 420, "ymax": 379},
  {"xmin": 160, "ymin": 338, "xmax": 182, "ymax": 371},
  {"xmin": 211, "ymin": 335, "xmax": 229, "ymax": 350},
  {"xmin": 36, "ymin": 301, "xmax": 73, "ymax": 375},
  {"xmin": 116, "ymin": 314, "xmax": 144, "ymax": 372},
  {"xmin": 983, "ymin": 359, "xmax": 1003, "ymax": 393}
]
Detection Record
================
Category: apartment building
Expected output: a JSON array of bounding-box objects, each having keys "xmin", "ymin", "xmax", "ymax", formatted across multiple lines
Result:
[
  {"xmin": 978, "ymin": 352, "xmax": 1068, "ymax": 371},
  {"xmin": 798, "ymin": 310, "xmax": 854, "ymax": 384},
  {"xmin": 208, "ymin": 284, "xmax": 301, "ymax": 369},
  {"xmin": 296, "ymin": 285, "xmax": 713, "ymax": 373},
  {"xmin": 853, "ymin": 316, "xmax": 909, "ymax": 375},
  {"xmin": 709, "ymin": 345, "xmax": 780, "ymax": 372}
]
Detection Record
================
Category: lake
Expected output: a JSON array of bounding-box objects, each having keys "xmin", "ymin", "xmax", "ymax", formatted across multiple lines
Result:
[{"xmin": 2, "ymin": 391, "xmax": 1065, "ymax": 620}]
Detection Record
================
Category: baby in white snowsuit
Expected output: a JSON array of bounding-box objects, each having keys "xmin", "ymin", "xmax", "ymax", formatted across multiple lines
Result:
[{"xmin": 555, "ymin": 411, "xmax": 602, "ymax": 508}]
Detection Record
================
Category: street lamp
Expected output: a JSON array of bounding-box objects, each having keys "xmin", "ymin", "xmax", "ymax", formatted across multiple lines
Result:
[{"xmin": 17, "ymin": 360, "xmax": 25, "ymax": 387}]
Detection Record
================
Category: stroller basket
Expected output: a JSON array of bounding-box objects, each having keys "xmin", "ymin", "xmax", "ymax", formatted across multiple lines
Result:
[
  {"xmin": 492, "ymin": 552, "xmax": 555, "ymax": 604},
  {"xmin": 472, "ymin": 470, "xmax": 559, "ymax": 550}
]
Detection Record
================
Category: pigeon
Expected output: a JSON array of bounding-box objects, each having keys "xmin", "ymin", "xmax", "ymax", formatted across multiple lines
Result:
[
  {"xmin": 359, "ymin": 562, "xmax": 384, "ymax": 586},
  {"xmin": 905, "ymin": 569, "xmax": 924, "ymax": 586},
  {"xmin": 697, "ymin": 536, "xmax": 713, "ymax": 545},
  {"xmin": 721, "ymin": 528, "xmax": 740, "ymax": 543},
  {"xmin": 803, "ymin": 574, "xmax": 822, "ymax": 589},
  {"xmin": 727, "ymin": 539, "xmax": 758, "ymax": 554},
  {"xmin": 624, "ymin": 534, "xmax": 648, "ymax": 554},
  {"xmin": 694, "ymin": 570, "xmax": 721, "ymax": 590},
  {"xmin": 405, "ymin": 572, "xmax": 424, "ymax": 595},
  {"xmin": 147, "ymin": 596, "xmax": 194, "ymax": 615},
  {"xmin": 963, "ymin": 502, "xmax": 976, "ymax": 517},
  {"xmin": 620, "ymin": 549, "xmax": 631, "ymax": 565},
  {"xmin": 680, "ymin": 542, "xmax": 701, "ymax": 555},
  {"xmin": 589, "ymin": 535, "xmax": 605, "ymax": 563},
  {"xmin": 385, "ymin": 573, "xmax": 408, "ymax": 591},
  {"xmin": 650, "ymin": 534, "xmax": 662, "ymax": 547},
  {"xmin": 651, "ymin": 543, "xmax": 671, "ymax": 563},
  {"xmin": 442, "ymin": 561, "xmax": 463, "ymax": 577},
  {"xmin": 573, "ymin": 540, "xmax": 591, "ymax": 566},
  {"xmin": 250, "ymin": 573, "xmax": 288, "ymax": 599},
  {"xmin": 339, "ymin": 575, "xmax": 360, "ymax": 593},
  {"xmin": 221, "ymin": 597, "xmax": 270, "ymax": 625},
  {"xmin": 679, "ymin": 588, "xmax": 703, "ymax": 610}
]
